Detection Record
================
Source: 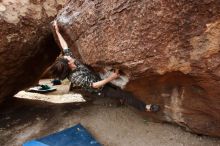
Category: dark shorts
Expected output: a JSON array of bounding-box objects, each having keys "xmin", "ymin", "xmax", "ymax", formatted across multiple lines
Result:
[
  {"xmin": 100, "ymin": 84, "xmax": 146, "ymax": 111},
  {"xmin": 70, "ymin": 83, "xmax": 146, "ymax": 111}
]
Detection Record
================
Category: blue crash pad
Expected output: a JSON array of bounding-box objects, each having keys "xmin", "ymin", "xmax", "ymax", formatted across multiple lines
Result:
[{"xmin": 23, "ymin": 124, "xmax": 101, "ymax": 146}]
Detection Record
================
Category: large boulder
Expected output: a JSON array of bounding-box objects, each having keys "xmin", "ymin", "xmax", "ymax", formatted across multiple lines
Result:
[
  {"xmin": 55, "ymin": 0, "xmax": 220, "ymax": 137},
  {"xmin": 0, "ymin": 0, "xmax": 67, "ymax": 102}
]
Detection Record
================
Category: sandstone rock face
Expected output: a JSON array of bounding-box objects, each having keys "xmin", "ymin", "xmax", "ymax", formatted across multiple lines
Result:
[
  {"xmin": 0, "ymin": 0, "xmax": 67, "ymax": 102},
  {"xmin": 55, "ymin": 0, "xmax": 220, "ymax": 137}
]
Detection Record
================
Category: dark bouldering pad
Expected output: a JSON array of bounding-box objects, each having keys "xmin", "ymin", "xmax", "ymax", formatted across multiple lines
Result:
[{"xmin": 23, "ymin": 123, "xmax": 101, "ymax": 146}]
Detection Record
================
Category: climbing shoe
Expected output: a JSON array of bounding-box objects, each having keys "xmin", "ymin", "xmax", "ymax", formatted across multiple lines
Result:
[{"xmin": 146, "ymin": 104, "xmax": 160, "ymax": 112}]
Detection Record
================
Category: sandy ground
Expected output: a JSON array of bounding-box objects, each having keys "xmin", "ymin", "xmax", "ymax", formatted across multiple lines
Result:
[{"xmin": 0, "ymin": 79, "xmax": 220, "ymax": 146}]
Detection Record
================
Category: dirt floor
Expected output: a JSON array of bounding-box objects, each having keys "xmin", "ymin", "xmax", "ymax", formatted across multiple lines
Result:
[{"xmin": 0, "ymin": 79, "xmax": 220, "ymax": 146}]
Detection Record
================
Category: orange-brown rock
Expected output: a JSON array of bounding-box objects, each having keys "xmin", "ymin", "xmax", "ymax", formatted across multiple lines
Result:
[
  {"xmin": 55, "ymin": 0, "xmax": 220, "ymax": 137},
  {"xmin": 0, "ymin": 0, "xmax": 67, "ymax": 102}
]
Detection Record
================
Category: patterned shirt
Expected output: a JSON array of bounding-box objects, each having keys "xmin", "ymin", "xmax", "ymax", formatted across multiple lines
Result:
[{"xmin": 64, "ymin": 49, "xmax": 102, "ymax": 93}]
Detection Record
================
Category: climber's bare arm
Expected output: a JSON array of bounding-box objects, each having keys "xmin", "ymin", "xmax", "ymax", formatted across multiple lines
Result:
[
  {"xmin": 53, "ymin": 21, "xmax": 68, "ymax": 50},
  {"xmin": 92, "ymin": 69, "xmax": 120, "ymax": 88}
]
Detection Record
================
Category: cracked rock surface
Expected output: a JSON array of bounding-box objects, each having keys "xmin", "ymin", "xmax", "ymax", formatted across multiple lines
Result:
[
  {"xmin": 0, "ymin": 0, "xmax": 67, "ymax": 102},
  {"xmin": 54, "ymin": 0, "xmax": 220, "ymax": 137}
]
